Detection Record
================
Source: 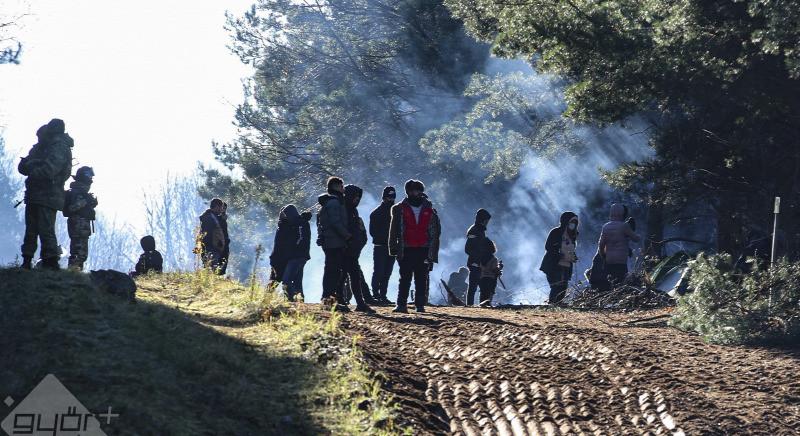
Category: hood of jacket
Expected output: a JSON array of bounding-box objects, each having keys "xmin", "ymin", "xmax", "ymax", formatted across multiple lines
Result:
[
  {"xmin": 279, "ymin": 204, "xmax": 299, "ymax": 223},
  {"xmin": 609, "ymin": 203, "xmax": 626, "ymax": 221},
  {"xmin": 559, "ymin": 211, "xmax": 578, "ymax": 228},
  {"xmin": 140, "ymin": 235, "xmax": 156, "ymax": 251}
]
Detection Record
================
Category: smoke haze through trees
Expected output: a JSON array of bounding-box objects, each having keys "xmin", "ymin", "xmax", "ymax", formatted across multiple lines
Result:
[{"xmin": 203, "ymin": 0, "xmax": 656, "ymax": 304}]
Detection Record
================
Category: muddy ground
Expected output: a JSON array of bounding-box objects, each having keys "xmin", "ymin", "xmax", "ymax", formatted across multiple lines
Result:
[{"xmin": 333, "ymin": 306, "xmax": 800, "ymax": 435}]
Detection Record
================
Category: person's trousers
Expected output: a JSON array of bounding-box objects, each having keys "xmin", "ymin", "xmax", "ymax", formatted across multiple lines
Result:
[
  {"xmin": 466, "ymin": 264, "xmax": 481, "ymax": 305},
  {"xmin": 546, "ymin": 266, "xmax": 571, "ymax": 305},
  {"xmin": 341, "ymin": 254, "xmax": 368, "ymax": 307},
  {"xmin": 219, "ymin": 247, "xmax": 230, "ymax": 275},
  {"xmin": 605, "ymin": 264, "xmax": 628, "ymax": 286},
  {"xmin": 370, "ymin": 245, "xmax": 395, "ymax": 298},
  {"xmin": 21, "ymin": 204, "xmax": 60, "ymax": 260},
  {"xmin": 281, "ymin": 258, "xmax": 307, "ymax": 300},
  {"xmin": 397, "ymin": 247, "xmax": 429, "ymax": 309},
  {"xmin": 322, "ymin": 247, "xmax": 345, "ymax": 302},
  {"xmin": 202, "ymin": 249, "xmax": 224, "ymax": 274},
  {"xmin": 478, "ymin": 276, "xmax": 497, "ymax": 305}
]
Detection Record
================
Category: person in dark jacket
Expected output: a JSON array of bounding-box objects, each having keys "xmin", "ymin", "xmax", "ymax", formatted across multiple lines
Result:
[
  {"xmin": 134, "ymin": 235, "xmax": 163, "ymax": 276},
  {"xmin": 478, "ymin": 239, "xmax": 502, "ymax": 308},
  {"xmin": 18, "ymin": 119, "xmax": 73, "ymax": 270},
  {"xmin": 64, "ymin": 166, "xmax": 98, "ymax": 271},
  {"xmin": 339, "ymin": 184, "xmax": 375, "ymax": 312},
  {"xmin": 369, "ymin": 186, "xmax": 396, "ymax": 305},
  {"xmin": 198, "ymin": 198, "xmax": 226, "ymax": 273},
  {"xmin": 317, "ymin": 177, "xmax": 351, "ymax": 311},
  {"xmin": 219, "ymin": 202, "xmax": 231, "ymax": 275},
  {"xmin": 269, "ymin": 204, "xmax": 312, "ymax": 301},
  {"xmin": 539, "ymin": 211, "xmax": 579, "ymax": 305},
  {"xmin": 465, "ymin": 208, "xmax": 491, "ymax": 306},
  {"xmin": 389, "ymin": 179, "xmax": 441, "ymax": 313}
]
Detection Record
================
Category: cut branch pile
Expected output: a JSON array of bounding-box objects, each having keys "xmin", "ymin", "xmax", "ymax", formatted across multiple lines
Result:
[{"xmin": 569, "ymin": 285, "xmax": 676, "ymax": 310}]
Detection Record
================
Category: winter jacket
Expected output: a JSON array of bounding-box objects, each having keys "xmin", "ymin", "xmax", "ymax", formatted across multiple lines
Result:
[
  {"xmin": 135, "ymin": 250, "xmax": 164, "ymax": 274},
  {"xmin": 465, "ymin": 223, "xmax": 489, "ymax": 266},
  {"xmin": 18, "ymin": 133, "xmax": 73, "ymax": 210},
  {"xmin": 63, "ymin": 180, "xmax": 98, "ymax": 220},
  {"xmin": 199, "ymin": 209, "xmax": 226, "ymax": 253},
  {"xmin": 539, "ymin": 211, "xmax": 578, "ymax": 276},
  {"xmin": 369, "ymin": 201, "xmax": 393, "ymax": 246},
  {"xmin": 270, "ymin": 205, "xmax": 312, "ymax": 263},
  {"xmin": 598, "ymin": 203, "xmax": 641, "ymax": 265},
  {"xmin": 316, "ymin": 191, "xmax": 349, "ymax": 249},
  {"xmin": 388, "ymin": 198, "xmax": 441, "ymax": 262},
  {"xmin": 344, "ymin": 189, "xmax": 368, "ymax": 257}
]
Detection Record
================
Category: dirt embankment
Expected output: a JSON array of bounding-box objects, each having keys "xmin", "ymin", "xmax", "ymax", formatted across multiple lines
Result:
[{"xmin": 337, "ymin": 307, "xmax": 800, "ymax": 435}]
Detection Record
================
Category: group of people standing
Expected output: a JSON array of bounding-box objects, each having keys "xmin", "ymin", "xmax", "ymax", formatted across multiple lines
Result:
[{"xmin": 272, "ymin": 177, "xmax": 443, "ymax": 314}]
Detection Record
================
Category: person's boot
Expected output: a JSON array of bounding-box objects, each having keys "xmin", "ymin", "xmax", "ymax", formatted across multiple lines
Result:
[
  {"xmin": 21, "ymin": 256, "xmax": 33, "ymax": 270},
  {"xmin": 335, "ymin": 303, "xmax": 351, "ymax": 313},
  {"xmin": 392, "ymin": 304, "xmax": 408, "ymax": 314},
  {"xmin": 355, "ymin": 304, "xmax": 375, "ymax": 314},
  {"xmin": 42, "ymin": 257, "xmax": 61, "ymax": 271},
  {"xmin": 363, "ymin": 293, "xmax": 380, "ymax": 306},
  {"xmin": 415, "ymin": 305, "xmax": 426, "ymax": 313}
]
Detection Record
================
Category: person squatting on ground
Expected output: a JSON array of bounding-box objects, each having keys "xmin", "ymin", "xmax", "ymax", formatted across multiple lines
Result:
[
  {"xmin": 198, "ymin": 198, "xmax": 228, "ymax": 274},
  {"xmin": 540, "ymin": 212, "xmax": 579, "ymax": 305},
  {"xmin": 269, "ymin": 204, "xmax": 312, "ymax": 301},
  {"xmin": 478, "ymin": 239, "xmax": 502, "ymax": 308},
  {"xmin": 465, "ymin": 208, "xmax": 492, "ymax": 306},
  {"xmin": 317, "ymin": 177, "xmax": 351, "ymax": 311},
  {"xmin": 339, "ymin": 184, "xmax": 376, "ymax": 312},
  {"xmin": 134, "ymin": 235, "xmax": 163, "ymax": 276},
  {"xmin": 389, "ymin": 179, "xmax": 441, "ymax": 313},
  {"xmin": 369, "ymin": 186, "xmax": 397, "ymax": 305},
  {"xmin": 18, "ymin": 119, "xmax": 74, "ymax": 270},
  {"xmin": 597, "ymin": 203, "xmax": 641, "ymax": 286},
  {"xmin": 64, "ymin": 166, "xmax": 98, "ymax": 271},
  {"xmin": 445, "ymin": 267, "xmax": 469, "ymax": 305},
  {"xmin": 219, "ymin": 202, "xmax": 231, "ymax": 275}
]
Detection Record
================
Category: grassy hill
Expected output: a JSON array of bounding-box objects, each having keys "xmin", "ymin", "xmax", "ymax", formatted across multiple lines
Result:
[{"xmin": 0, "ymin": 268, "xmax": 403, "ymax": 435}]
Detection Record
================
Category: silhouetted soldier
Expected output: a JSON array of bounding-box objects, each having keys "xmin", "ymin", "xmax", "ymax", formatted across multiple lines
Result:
[
  {"xmin": 465, "ymin": 208, "xmax": 491, "ymax": 305},
  {"xmin": 64, "ymin": 166, "xmax": 98, "ymax": 271},
  {"xmin": 18, "ymin": 119, "xmax": 74, "ymax": 270},
  {"xmin": 198, "ymin": 198, "xmax": 227, "ymax": 273},
  {"xmin": 134, "ymin": 235, "xmax": 163, "ymax": 276}
]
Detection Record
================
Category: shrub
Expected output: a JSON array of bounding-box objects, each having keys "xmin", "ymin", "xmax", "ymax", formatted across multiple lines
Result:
[{"xmin": 670, "ymin": 253, "xmax": 800, "ymax": 345}]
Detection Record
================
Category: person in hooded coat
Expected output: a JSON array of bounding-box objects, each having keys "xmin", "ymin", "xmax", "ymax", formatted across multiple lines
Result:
[
  {"xmin": 338, "ymin": 184, "xmax": 375, "ymax": 312},
  {"xmin": 465, "ymin": 208, "xmax": 491, "ymax": 306},
  {"xmin": 219, "ymin": 202, "xmax": 231, "ymax": 275},
  {"xmin": 539, "ymin": 211, "xmax": 579, "ymax": 305},
  {"xmin": 269, "ymin": 204, "xmax": 312, "ymax": 301},
  {"xmin": 388, "ymin": 179, "xmax": 441, "ymax": 313},
  {"xmin": 134, "ymin": 235, "xmax": 163, "ymax": 276},
  {"xmin": 598, "ymin": 203, "xmax": 640, "ymax": 286},
  {"xmin": 316, "ymin": 177, "xmax": 351, "ymax": 310},
  {"xmin": 198, "ymin": 198, "xmax": 226, "ymax": 273}
]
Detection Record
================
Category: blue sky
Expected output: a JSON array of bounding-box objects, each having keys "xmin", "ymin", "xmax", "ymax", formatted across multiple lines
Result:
[{"xmin": 0, "ymin": 0, "xmax": 253, "ymax": 231}]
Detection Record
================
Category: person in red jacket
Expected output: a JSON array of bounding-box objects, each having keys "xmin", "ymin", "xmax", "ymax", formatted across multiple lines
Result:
[{"xmin": 388, "ymin": 180, "xmax": 441, "ymax": 313}]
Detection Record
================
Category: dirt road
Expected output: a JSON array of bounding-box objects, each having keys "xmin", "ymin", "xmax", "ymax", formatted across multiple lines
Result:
[{"xmin": 336, "ymin": 306, "xmax": 800, "ymax": 435}]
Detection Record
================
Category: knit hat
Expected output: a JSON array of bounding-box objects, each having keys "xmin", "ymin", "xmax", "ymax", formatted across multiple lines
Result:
[
  {"xmin": 404, "ymin": 179, "xmax": 425, "ymax": 195},
  {"xmin": 382, "ymin": 186, "xmax": 396, "ymax": 199}
]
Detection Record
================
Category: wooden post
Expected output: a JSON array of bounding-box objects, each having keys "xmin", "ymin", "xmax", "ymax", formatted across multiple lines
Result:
[{"xmin": 771, "ymin": 197, "xmax": 781, "ymax": 266}]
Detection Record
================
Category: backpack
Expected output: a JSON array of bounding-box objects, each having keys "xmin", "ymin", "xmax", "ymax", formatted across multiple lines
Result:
[{"xmin": 62, "ymin": 190, "xmax": 76, "ymax": 218}]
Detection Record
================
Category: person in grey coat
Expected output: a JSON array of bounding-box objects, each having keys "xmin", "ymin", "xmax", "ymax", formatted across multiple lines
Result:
[
  {"xmin": 597, "ymin": 203, "xmax": 641, "ymax": 285},
  {"xmin": 317, "ymin": 177, "xmax": 351, "ymax": 309}
]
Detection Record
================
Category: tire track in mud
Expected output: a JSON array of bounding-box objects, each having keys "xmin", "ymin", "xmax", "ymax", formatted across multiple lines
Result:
[{"xmin": 339, "ymin": 307, "xmax": 800, "ymax": 435}]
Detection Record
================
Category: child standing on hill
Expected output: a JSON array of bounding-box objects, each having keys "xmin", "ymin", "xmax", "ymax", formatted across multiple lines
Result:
[
  {"xmin": 64, "ymin": 166, "xmax": 98, "ymax": 271},
  {"xmin": 479, "ymin": 239, "xmax": 502, "ymax": 308}
]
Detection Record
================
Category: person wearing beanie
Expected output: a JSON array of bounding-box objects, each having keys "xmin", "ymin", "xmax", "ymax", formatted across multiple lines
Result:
[
  {"xmin": 464, "ymin": 208, "xmax": 492, "ymax": 306},
  {"xmin": 369, "ymin": 185, "xmax": 397, "ymax": 305},
  {"xmin": 388, "ymin": 179, "xmax": 441, "ymax": 313},
  {"xmin": 539, "ymin": 211, "xmax": 580, "ymax": 305},
  {"xmin": 134, "ymin": 235, "xmax": 163, "ymax": 276}
]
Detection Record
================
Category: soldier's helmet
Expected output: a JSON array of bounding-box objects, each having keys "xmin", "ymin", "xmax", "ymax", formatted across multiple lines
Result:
[{"xmin": 75, "ymin": 166, "xmax": 95, "ymax": 181}]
